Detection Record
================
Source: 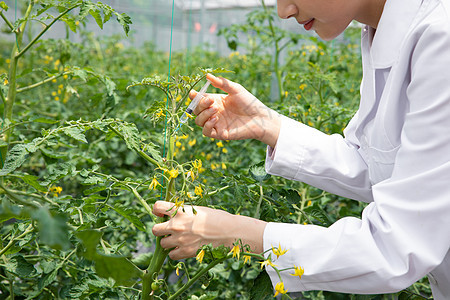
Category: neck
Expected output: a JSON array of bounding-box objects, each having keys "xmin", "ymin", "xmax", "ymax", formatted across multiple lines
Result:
[{"xmin": 355, "ymin": 0, "xmax": 387, "ymax": 29}]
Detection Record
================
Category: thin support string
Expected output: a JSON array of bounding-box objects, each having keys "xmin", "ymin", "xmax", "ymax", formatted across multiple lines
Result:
[{"xmin": 160, "ymin": 0, "xmax": 176, "ymax": 200}]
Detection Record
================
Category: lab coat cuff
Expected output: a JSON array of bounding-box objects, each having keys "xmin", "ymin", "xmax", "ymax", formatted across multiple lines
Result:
[
  {"xmin": 265, "ymin": 116, "xmax": 312, "ymax": 179},
  {"xmin": 263, "ymin": 222, "xmax": 308, "ymax": 292}
]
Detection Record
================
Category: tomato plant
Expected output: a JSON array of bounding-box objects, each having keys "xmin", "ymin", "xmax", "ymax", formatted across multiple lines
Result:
[{"xmin": 0, "ymin": 1, "xmax": 432, "ymax": 299}]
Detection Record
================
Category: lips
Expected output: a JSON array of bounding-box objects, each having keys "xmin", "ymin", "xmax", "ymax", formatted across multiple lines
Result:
[{"xmin": 298, "ymin": 18, "xmax": 315, "ymax": 31}]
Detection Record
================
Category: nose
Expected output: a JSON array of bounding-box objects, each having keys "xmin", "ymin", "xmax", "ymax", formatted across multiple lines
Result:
[{"xmin": 277, "ymin": 1, "xmax": 298, "ymax": 19}]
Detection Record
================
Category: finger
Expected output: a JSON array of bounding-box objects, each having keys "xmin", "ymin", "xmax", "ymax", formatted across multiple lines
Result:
[
  {"xmin": 195, "ymin": 105, "xmax": 218, "ymax": 127},
  {"xmin": 206, "ymin": 73, "xmax": 242, "ymax": 95},
  {"xmin": 152, "ymin": 222, "xmax": 171, "ymax": 237},
  {"xmin": 168, "ymin": 246, "xmax": 196, "ymax": 260},
  {"xmin": 159, "ymin": 235, "xmax": 178, "ymax": 250},
  {"xmin": 152, "ymin": 200, "xmax": 176, "ymax": 217},
  {"xmin": 192, "ymin": 95, "xmax": 214, "ymax": 116},
  {"xmin": 202, "ymin": 116, "xmax": 219, "ymax": 138}
]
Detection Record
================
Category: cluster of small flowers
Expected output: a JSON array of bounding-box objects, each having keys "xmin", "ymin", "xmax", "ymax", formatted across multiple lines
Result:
[{"xmin": 196, "ymin": 241, "xmax": 304, "ymax": 297}]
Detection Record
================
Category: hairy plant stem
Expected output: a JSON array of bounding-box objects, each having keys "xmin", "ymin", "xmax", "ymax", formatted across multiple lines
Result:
[
  {"xmin": 254, "ymin": 184, "xmax": 264, "ymax": 219},
  {"xmin": 261, "ymin": 0, "xmax": 283, "ymax": 102},
  {"xmin": 167, "ymin": 255, "xmax": 230, "ymax": 300},
  {"xmin": 0, "ymin": 10, "xmax": 15, "ymax": 32},
  {"xmin": 0, "ymin": 224, "xmax": 34, "ymax": 257}
]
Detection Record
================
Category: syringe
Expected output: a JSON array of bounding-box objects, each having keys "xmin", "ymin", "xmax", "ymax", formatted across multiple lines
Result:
[{"xmin": 174, "ymin": 80, "xmax": 211, "ymax": 133}]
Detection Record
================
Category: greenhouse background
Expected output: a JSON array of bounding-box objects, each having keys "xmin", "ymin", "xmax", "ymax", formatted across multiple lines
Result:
[
  {"xmin": 1, "ymin": 1, "xmax": 433, "ymax": 299},
  {"xmin": 1, "ymin": 0, "xmax": 314, "ymax": 55}
]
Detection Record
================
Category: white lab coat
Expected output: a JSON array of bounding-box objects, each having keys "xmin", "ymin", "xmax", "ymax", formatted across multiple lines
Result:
[{"xmin": 263, "ymin": 0, "xmax": 450, "ymax": 298}]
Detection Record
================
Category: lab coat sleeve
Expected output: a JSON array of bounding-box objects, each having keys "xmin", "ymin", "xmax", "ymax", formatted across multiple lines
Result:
[
  {"xmin": 262, "ymin": 19, "xmax": 450, "ymax": 294},
  {"xmin": 265, "ymin": 114, "xmax": 373, "ymax": 202}
]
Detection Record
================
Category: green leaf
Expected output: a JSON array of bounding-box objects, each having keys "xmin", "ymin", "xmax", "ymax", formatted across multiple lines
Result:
[
  {"xmin": 112, "ymin": 204, "xmax": 146, "ymax": 232},
  {"xmin": 249, "ymin": 161, "xmax": 270, "ymax": 183},
  {"xmin": 115, "ymin": 13, "xmax": 132, "ymax": 36},
  {"xmin": 63, "ymin": 127, "xmax": 88, "ymax": 143},
  {"xmin": 32, "ymin": 117, "xmax": 59, "ymax": 124},
  {"xmin": 21, "ymin": 174, "xmax": 48, "ymax": 192},
  {"xmin": 114, "ymin": 123, "xmax": 140, "ymax": 151},
  {"xmin": 89, "ymin": 9, "xmax": 103, "ymax": 29},
  {"xmin": 32, "ymin": 207, "xmax": 71, "ymax": 251},
  {"xmin": 249, "ymin": 270, "xmax": 274, "ymax": 300},
  {"xmin": 76, "ymin": 230, "xmax": 143, "ymax": 286},
  {"xmin": 5, "ymin": 255, "xmax": 37, "ymax": 278},
  {"xmin": 0, "ymin": 144, "xmax": 30, "ymax": 176},
  {"xmin": 61, "ymin": 15, "xmax": 77, "ymax": 32},
  {"xmin": 0, "ymin": 200, "xmax": 28, "ymax": 222}
]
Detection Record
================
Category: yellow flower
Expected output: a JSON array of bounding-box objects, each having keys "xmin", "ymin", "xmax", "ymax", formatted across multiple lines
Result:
[
  {"xmin": 173, "ymin": 198, "xmax": 184, "ymax": 210},
  {"xmin": 176, "ymin": 266, "xmax": 180, "ymax": 276},
  {"xmin": 188, "ymin": 139, "xmax": 196, "ymax": 147},
  {"xmin": 272, "ymin": 243, "xmax": 288, "ymax": 259},
  {"xmin": 307, "ymin": 200, "xmax": 312, "ymax": 206},
  {"xmin": 49, "ymin": 186, "xmax": 63, "ymax": 197},
  {"xmin": 192, "ymin": 159, "xmax": 202, "ymax": 171},
  {"xmin": 206, "ymin": 154, "xmax": 212, "ymax": 161},
  {"xmin": 299, "ymin": 83, "xmax": 307, "ymax": 90},
  {"xmin": 230, "ymin": 245, "xmax": 240, "ymax": 260},
  {"xmin": 63, "ymin": 74, "xmax": 68, "ymax": 79},
  {"xmin": 51, "ymin": 91, "xmax": 57, "ymax": 96},
  {"xmin": 243, "ymin": 255, "xmax": 251, "ymax": 264},
  {"xmin": 196, "ymin": 249, "xmax": 205, "ymax": 263},
  {"xmin": 221, "ymin": 162, "xmax": 227, "ymax": 170},
  {"xmin": 222, "ymin": 148, "xmax": 228, "ymax": 154},
  {"xmin": 259, "ymin": 259, "xmax": 277, "ymax": 269},
  {"xmin": 155, "ymin": 109, "xmax": 165, "ymax": 118},
  {"xmin": 149, "ymin": 177, "xmax": 161, "ymax": 190},
  {"xmin": 187, "ymin": 170, "xmax": 195, "ymax": 181},
  {"xmin": 195, "ymin": 185, "xmax": 203, "ymax": 197},
  {"xmin": 274, "ymin": 282, "xmax": 288, "ymax": 297},
  {"xmin": 75, "ymin": 21, "xmax": 80, "ymax": 26},
  {"xmin": 176, "ymin": 141, "xmax": 182, "ymax": 147},
  {"xmin": 168, "ymin": 168, "xmax": 179, "ymax": 179},
  {"xmin": 290, "ymin": 265, "xmax": 304, "ymax": 279},
  {"xmin": 216, "ymin": 141, "xmax": 223, "ymax": 148},
  {"xmin": 54, "ymin": 96, "xmax": 60, "ymax": 101},
  {"xmin": 3, "ymin": 78, "xmax": 8, "ymax": 85}
]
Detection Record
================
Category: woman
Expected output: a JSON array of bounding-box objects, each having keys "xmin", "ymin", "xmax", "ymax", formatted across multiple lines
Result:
[{"xmin": 152, "ymin": 0, "xmax": 450, "ymax": 298}]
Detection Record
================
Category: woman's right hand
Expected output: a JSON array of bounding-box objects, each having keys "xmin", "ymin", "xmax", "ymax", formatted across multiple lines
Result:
[{"xmin": 192, "ymin": 74, "xmax": 281, "ymax": 148}]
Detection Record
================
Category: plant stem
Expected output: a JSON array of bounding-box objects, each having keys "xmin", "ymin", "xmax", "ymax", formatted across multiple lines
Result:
[
  {"xmin": 141, "ymin": 236, "xmax": 170, "ymax": 300},
  {"xmin": 0, "ymin": 10, "xmax": 15, "ymax": 32},
  {"xmin": 262, "ymin": 0, "xmax": 283, "ymax": 101},
  {"xmin": 16, "ymin": 4, "xmax": 81, "ymax": 59},
  {"xmin": 1, "ymin": 1, "xmax": 33, "ymax": 167},
  {"xmin": 0, "ymin": 224, "xmax": 34, "ymax": 256},
  {"xmin": 16, "ymin": 71, "xmax": 71, "ymax": 93},
  {"xmin": 167, "ymin": 255, "xmax": 229, "ymax": 300},
  {"xmin": 0, "ymin": 183, "xmax": 41, "ymax": 208},
  {"xmin": 254, "ymin": 184, "xmax": 264, "ymax": 219}
]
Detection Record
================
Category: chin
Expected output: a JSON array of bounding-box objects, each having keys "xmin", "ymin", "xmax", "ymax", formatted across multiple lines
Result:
[{"xmin": 316, "ymin": 30, "xmax": 342, "ymax": 41}]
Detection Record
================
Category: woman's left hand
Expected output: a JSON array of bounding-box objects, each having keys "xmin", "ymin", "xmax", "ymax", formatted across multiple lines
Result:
[{"xmin": 152, "ymin": 201, "xmax": 267, "ymax": 260}]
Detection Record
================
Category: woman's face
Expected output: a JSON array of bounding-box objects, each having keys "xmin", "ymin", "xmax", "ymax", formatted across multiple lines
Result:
[{"xmin": 276, "ymin": 0, "xmax": 362, "ymax": 40}]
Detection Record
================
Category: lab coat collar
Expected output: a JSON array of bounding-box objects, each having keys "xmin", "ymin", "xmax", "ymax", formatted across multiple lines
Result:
[{"xmin": 369, "ymin": 0, "xmax": 422, "ymax": 68}]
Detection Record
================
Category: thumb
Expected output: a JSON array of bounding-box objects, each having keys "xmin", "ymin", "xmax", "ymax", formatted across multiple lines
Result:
[{"xmin": 206, "ymin": 73, "xmax": 242, "ymax": 95}]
